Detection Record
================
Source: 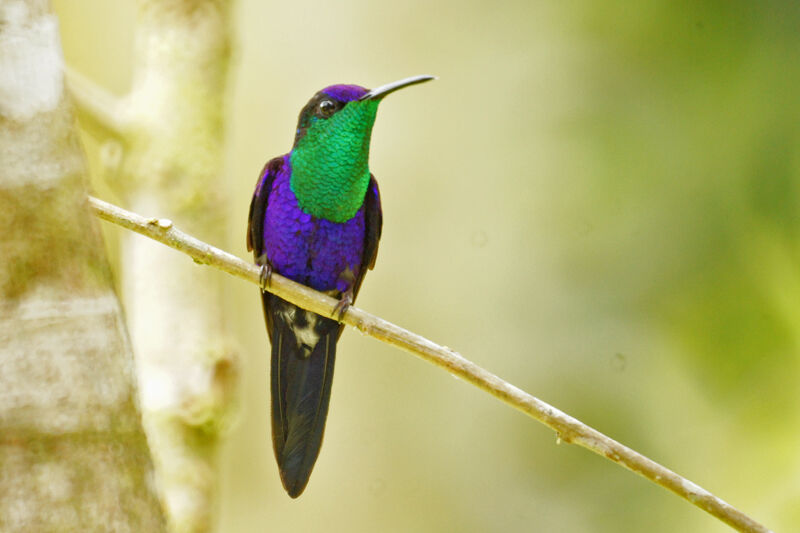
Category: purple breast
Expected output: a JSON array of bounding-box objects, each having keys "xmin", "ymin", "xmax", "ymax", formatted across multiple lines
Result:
[{"xmin": 263, "ymin": 155, "xmax": 366, "ymax": 292}]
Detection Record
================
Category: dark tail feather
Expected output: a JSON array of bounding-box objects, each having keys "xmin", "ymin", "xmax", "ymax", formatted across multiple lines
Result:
[{"xmin": 269, "ymin": 299, "xmax": 339, "ymax": 498}]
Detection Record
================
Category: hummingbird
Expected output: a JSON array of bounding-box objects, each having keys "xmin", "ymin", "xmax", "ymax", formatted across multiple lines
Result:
[{"xmin": 247, "ymin": 75, "xmax": 435, "ymax": 497}]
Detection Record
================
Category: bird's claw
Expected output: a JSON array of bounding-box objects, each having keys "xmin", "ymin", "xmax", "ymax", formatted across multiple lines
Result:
[
  {"xmin": 333, "ymin": 291, "xmax": 353, "ymax": 321},
  {"xmin": 259, "ymin": 263, "xmax": 273, "ymax": 292}
]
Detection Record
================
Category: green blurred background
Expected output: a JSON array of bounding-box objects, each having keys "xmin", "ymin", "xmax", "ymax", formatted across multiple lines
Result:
[{"xmin": 54, "ymin": 1, "xmax": 800, "ymax": 531}]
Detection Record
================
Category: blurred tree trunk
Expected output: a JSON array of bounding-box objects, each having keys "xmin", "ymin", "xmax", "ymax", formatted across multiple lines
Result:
[
  {"xmin": 0, "ymin": 1, "xmax": 166, "ymax": 531},
  {"xmin": 113, "ymin": 1, "xmax": 237, "ymax": 532}
]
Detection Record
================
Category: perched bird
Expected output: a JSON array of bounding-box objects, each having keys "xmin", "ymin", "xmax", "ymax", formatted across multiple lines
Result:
[{"xmin": 247, "ymin": 75, "xmax": 435, "ymax": 497}]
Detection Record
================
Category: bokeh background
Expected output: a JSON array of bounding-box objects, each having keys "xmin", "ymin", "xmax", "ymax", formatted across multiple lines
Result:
[{"xmin": 54, "ymin": 1, "xmax": 800, "ymax": 531}]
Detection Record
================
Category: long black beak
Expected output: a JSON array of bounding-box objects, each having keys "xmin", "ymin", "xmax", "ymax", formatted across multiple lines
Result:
[{"xmin": 359, "ymin": 75, "xmax": 436, "ymax": 101}]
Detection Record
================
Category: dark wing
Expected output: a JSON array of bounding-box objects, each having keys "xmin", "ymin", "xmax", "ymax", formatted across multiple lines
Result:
[
  {"xmin": 352, "ymin": 175, "xmax": 383, "ymax": 299},
  {"xmin": 247, "ymin": 155, "xmax": 284, "ymax": 257},
  {"xmin": 248, "ymin": 156, "xmax": 284, "ymax": 342}
]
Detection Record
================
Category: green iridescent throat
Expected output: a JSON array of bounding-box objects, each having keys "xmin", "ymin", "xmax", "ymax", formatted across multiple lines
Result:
[{"xmin": 289, "ymin": 99, "xmax": 379, "ymax": 223}]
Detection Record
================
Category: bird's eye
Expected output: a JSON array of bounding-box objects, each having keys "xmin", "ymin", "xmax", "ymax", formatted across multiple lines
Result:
[{"xmin": 318, "ymin": 99, "xmax": 336, "ymax": 117}]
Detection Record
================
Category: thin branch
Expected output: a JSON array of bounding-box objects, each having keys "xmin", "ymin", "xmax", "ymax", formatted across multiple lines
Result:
[
  {"xmin": 87, "ymin": 195, "xmax": 773, "ymax": 533},
  {"xmin": 64, "ymin": 67, "xmax": 129, "ymax": 139}
]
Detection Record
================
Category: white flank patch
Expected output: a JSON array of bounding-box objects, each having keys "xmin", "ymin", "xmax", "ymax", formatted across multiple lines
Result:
[{"xmin": 280, "ymin": 307, "xmax": 320, "ymax": 354}]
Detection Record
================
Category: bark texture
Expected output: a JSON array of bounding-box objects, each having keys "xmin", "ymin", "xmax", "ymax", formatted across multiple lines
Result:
[
  {"xmin": 115, "ymin": 1, "xmax": 236, "ymax": 531},
  {"xmin": 0, "ymin": 1, "xmax": 166, "ymax": 531}
]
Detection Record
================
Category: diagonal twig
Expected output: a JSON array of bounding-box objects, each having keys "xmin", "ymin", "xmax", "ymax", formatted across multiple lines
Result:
[{"xmin": 87, "ymin": 195, "xmax": 773, "ymax": 533}]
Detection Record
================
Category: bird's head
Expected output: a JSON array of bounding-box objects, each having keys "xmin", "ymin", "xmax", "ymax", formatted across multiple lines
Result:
[
  {"xmin": 289, "ymin": 75, "xmax": 434, "ymax": 222},
  {"xmin": 292, "ymin": 75, "xmax": 435, "ymax": 149}
]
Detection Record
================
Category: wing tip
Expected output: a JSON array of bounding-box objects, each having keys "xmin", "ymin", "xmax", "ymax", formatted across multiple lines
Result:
[{"xmin": 279, "ymin": 461, "xmax": 312, "ymax": 498}]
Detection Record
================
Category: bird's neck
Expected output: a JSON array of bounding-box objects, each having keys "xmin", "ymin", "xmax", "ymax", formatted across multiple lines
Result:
[
  {"xmin": 289, "ymin": 143, "xmax": 371, "ymax": 223},
  {"xmin": 289, "ymin": 101, "xmax": 378, "ymax": 223}
]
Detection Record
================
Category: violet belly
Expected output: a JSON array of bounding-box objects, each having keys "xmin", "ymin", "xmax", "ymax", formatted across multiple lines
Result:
[{"xmin": 262, "ymin": 155, "xmax": 366, "ymax": 293}]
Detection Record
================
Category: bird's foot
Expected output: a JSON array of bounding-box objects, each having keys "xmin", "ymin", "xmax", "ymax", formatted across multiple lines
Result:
[
  {"xmin": 333, "ymin": 290, "xmax": 353, "ymax": 321},
  {"xmin": 259, "ymin": 263, "xmax": 273, "ymax": 292}
]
